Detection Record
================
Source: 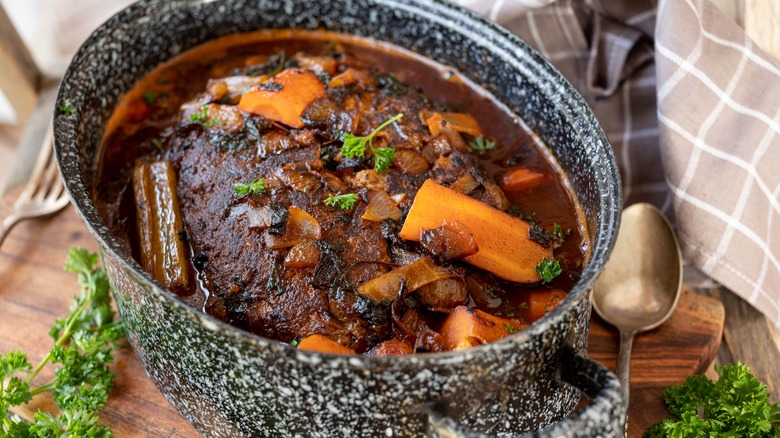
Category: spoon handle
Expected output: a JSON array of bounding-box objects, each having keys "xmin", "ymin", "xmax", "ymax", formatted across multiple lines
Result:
[{"xmin": 617, "ymin": 330, "xmax": 635, "ymax": 435}]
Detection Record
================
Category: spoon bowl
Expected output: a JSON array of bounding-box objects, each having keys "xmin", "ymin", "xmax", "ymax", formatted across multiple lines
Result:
[{"xmin": 593, "ymin": 203, "xmax": 683, "ymax": 428}]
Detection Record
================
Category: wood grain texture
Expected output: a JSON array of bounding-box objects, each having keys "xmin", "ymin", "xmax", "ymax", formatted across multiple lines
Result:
[
  {"xmin": 1, "ymin": 200, "xmax": 725, "ymax": 437},
  {"xmin": 589, "ymin": 289, "xmax": 725, "ymax": 437}
]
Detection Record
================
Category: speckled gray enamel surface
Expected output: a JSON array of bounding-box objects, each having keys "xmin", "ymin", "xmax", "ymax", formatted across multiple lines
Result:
[{"xmin": 54, "ymin": 0, "xmax": 623, "ymax": 436}]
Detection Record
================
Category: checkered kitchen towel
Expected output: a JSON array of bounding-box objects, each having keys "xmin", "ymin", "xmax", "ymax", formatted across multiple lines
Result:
[{"xmin": 454, "ymin": 0, "xmax": 780, "ymax": 326}]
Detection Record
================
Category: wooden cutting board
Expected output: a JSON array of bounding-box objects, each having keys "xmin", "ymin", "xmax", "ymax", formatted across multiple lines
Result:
[{"xmin": 0, "ymin": 202, "xmax": 725, "ymax": 437}]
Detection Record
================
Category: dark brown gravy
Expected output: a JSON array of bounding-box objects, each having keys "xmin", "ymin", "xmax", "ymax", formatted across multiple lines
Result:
[{"xmin": 96, "ymin": 30, "xmax": 588, "ymax": 353}]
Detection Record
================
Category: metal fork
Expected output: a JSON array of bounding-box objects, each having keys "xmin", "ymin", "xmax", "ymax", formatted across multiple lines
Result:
[{"xmin": 0, "ymin": 125, "xmax": 70, "ymax": 248}]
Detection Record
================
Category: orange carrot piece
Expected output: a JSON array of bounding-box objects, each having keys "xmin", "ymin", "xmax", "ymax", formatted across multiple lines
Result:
[
  {"xmin": 439, "ymin": 306, "xmax": 526, "ymax": 350},
  {"xmin": 501, "ymin": 168, "xmax": 547, "ymax": 192},
  {"xmin": 525, "ymin": 289, "xmax": 566, "ymax": 322},
  {"xmin": 238, "ymin": 68, "xmax": 326, "ymax": 128},
  {"xmin": 420, "ymin": 110, "xmax": 483, "ymax": 137},
  {"xmin": 297, "ymin": 334, "xmax": 356, "ymax": 355},
  {"xmin": 399, "ymin": 179, "xmax": 553, "ymax": 283},
  {"xmin": 367, "ymin": 339, "xmax": 414, "ymax": 356}
]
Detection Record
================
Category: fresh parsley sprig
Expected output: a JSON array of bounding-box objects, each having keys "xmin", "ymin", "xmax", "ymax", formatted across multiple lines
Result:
[
  {"xmin": 340, "ymin": 113, "xmax": 403, "ymax": 173},
  {"xmin": 324, "ymin": 193, "xmax": 358, "ymax": 210},
  {"xmin": 1, "ymin": 248, "xmax": 124, "ymax": 437},
  {"xmin": 233, "ymin": 178, "xmax": 267, "ymax": 197},
  {"xmin": 57, "ymin": 100, "xmax": 75, "ymax": 116},
  {"xmin": 190, "ymin": 105, "xmax": 221, "ymax": 128},
  {"xmin": 467, "ymin": 136, "xmax": 495, "ymax": 154},
  {"xmin": 535, "ymin": 257, "xmax": 562, "ymax": 283},
  {"xmin": 644, "ymin": 363, "xmax": 780, "ymax": 437}
]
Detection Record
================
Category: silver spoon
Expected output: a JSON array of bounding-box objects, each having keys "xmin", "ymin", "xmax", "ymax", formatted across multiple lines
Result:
[{"xmin": 592, "ymin": 203, "xmax": 683, "ymax": 424}]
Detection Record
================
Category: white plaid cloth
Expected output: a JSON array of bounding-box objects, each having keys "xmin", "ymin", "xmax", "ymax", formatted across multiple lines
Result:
[{"xmin": 454, "ymin": 0, "xmax": 780, "ymax": 326}]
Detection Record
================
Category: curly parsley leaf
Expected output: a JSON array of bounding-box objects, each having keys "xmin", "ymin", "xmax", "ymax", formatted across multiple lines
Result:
[
  {"xmin": 233, "ymin": 178, "xmax": 267, "ymax": 197},
  {"xmin": 142, "ymin": 91, "xmax": 158, "ymax": 105},
  {"xmin": 190, "ymin": 105, "xmax": 221, "ymax": 128},
  {"xmin": 324, "ymin": 193, "xmax": 358, "ymax": 210},
  {"xmin": 467, "ymin": 136, "xmax": 495, "ymax": 154},
  {"xmin": 57, "ymin": 100, "xmax": 75, "ymax": 116},
  {"xmin": 535, "ymin": 257, "xmax": 562, "ymax": 283},
  {"xmin": 643, "ymin": 362, "xmax": 780, "ymax": 438},
  {"xmin": 1, "ymin": 248, "xmax": 124, "ymax": 437},
  {"xmin": 340, "ymin": 113, "xmax": 402, "ymax": 172}
]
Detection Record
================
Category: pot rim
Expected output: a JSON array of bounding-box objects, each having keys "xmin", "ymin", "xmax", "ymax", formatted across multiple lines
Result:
[{"xmin": 53, "ymin": 0, "xmax": 621, "ymax": 366}]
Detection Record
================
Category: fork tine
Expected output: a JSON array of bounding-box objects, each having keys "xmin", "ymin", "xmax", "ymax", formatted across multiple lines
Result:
[
  {"xmin": 34, "ymin": 156, "xmax": 60, "ymax": 201},
  {"xmin": 45, "ymin": 174, "xmax": 65, "ymax": 202},
  {"xmin": 18, "ymin": 125, "xmax": 54, "ymax": 200}
]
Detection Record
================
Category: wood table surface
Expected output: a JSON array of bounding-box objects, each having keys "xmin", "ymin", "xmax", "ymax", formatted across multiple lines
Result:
[{"xmin": 0, "ymin": 198, "xmax": 747, "ymax": 438}]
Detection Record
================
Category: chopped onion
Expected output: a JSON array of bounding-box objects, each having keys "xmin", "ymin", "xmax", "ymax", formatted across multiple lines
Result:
[
  {"xmin": 357, "ymin": 256, "xmax": 454, "ymax": 302},
  {"xmin": 482, "ymin": 179, "xmax": 510, "ymax": 211},
  {"xmin": 246, "ymin": 204, "xmax": 288, "ymax": 233},
  {"xmin": 258, "ymin": 131, "xmax": 298, "ymax": 158},
  {"xmin": 361, "ymin": 190, "xmax": 402, "ymax": 222},
  {"xmin": 450, "ymin": 174, "xmax": 480, "ymax": 194},
  {"xmin": 416, "ymin": 277, "xmax": 468, "ymax": 311},
  {"xmin": 419, "ymin": 221, "xmax": 478, "ymax": 261},
  {"xmin": 392, "ymin": 149, "xmax": 429, "ymax": 174},
  {"xmin": 265, "ymin": 206, "xmax": 321, "ymax": 249},
  {"xmin": 284, "ymin": 241, "xmax": 321, "ymax": 269},
  {"xmin": 279, "ymin": 169, "xmax": 322, "ymax": 194}
]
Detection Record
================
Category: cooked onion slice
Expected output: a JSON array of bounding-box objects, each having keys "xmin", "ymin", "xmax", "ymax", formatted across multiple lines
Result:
[
  {"xmin": 419, "ymin": 221, "xmax": 478, "ymax": 261},
  {"xmin": 357, "ymin": 256, "xmax": 453, "ymax": 302},
  {"xmin": 361, "ymin": 190, "xmax": 402, "ymax": 222},
  {"xmin": 392, "ymin": 149, "xmax": 429, "ymax": 174},
  {"xmin": 284, "ymin": 241, "xmax": 321, "ymax": 269},
  {"xmin": 265, "ymin": 206, "xmax": 321, "ymax": 249},
  {"xmin": 416, "ymin": 277, "xmax": 468, "ymax": 311},
  {"xmin": 450, "ymin": 174, "xmax": 480, "ymax": 194}
]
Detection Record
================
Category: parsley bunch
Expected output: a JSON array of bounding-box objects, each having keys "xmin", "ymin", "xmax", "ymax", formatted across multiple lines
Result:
[
  {"xmin": 340, "ymin": 113, "xmax": 403, "ymax": 173},
  {"xmin": 1, "ymin": 248, "xmax": 124, "ymax": 437},
  {"xmin": 324, "ymin": 193, "xmax": 358, "ymax": 210},
  {"xmin": 644, "ymin": 363, "xmax": 780, "ymax": 437}
]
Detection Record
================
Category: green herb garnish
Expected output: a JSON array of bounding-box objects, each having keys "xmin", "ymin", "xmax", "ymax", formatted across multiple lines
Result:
[
  {"xmin": 506, "ymin": 325, "xmax": 517, "ymax": 334},
  {"xmin": 644, "ymin": 363, "xmax": 780, "ymax": 437},
  {"xmin": 289, "ymin": 337, "xmax": 300, "ymax": 347},
  {"xmin": 324, "ymin": 193, "xmax": 358, "ymax": 210},
  {"xmin": 535, "ymin": 257, "xmax": 562, "ymax": 283},
  {"xmin": 233, "ymin": 178, "xmax": 266, "ymax": 197},
  {"xmin": 467, "ymin": 136, "xmax": 495, "ymax": 154},
  {"xmin": 553, "ymin": 223, "xmax": 564, "ymax": 240},
  {"xmin": 1, "ymin": 248, "xmax": 124, "ymax": 436},
  {"xmin": 142, "ymin": 91, "xmax": 158, "ymax": 105},
  {"xmin": 190, "ymin": 105, "xmax": 221, "ymax": 128},
  {"xmin": 340, "ymin": 113, "xmax": 403, "ymax": 173},
  {"xmin": 57, "ymin": 100, "xmax": 75, "ymax": 116}
]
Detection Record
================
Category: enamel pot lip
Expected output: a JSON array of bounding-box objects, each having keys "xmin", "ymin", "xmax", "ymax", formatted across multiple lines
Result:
[{"xmin": 53, "ymin": 0, "xmax": 622, "ymax": 366}]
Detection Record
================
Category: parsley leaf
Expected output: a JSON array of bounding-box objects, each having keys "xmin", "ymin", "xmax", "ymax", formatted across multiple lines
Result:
[
  {"xmin": 57, "ymin": 100, "xmax": 75, "ymax": 116},
  {"xmin": 340, "ymin": 113, "xmax": 403, "ymax": 172},
  {"xmin": 324, "ymin": 193, "xmax": 358, "ymax": 210},
  {"xmin": 233, "ymin": 178, "xmax": 267, "ymax": 197},
  {"xmin": 553, "ymin": 223, "xmax": 564, "ymax": 240},
  {"xmin": 506, "ymin": 325, "xmax": 517, "ymax": 334},
  {"xmin": 644, "ymin": 363, "xmax": 780, "ymax": 437},
  {"xmin": 142, "ymin": 91, "xmax": 158, "ymax": 105},
  {"xmin": 467, "ymin": 136, "xmax": 495, "ymax": 154},
  {"xmin": 190, "ymin": 105, "xmax": 221, "ymax": 128},
  {"xmin": 1, "ymin": 248, "xmax": 123, "ymax": 436},
  {"xmin": 535, "ymin": 257, "xmax": 562, "ymax": 283}
]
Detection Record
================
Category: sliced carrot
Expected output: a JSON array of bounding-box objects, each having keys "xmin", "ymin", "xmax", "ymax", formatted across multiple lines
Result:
[
  {"xmin": 524, "ymin": 289, "xmax": 566, "ymax": 322},
  {"xmin": 367, "ymin": 339, "xmax": 414, "ymax": 356},
  {"xmin": 439, "ymin": 306, "xmax": 526, "ymax": 350},
  {"xmin": 420, "ymin": 110, "xmax": 483, "ymax": 137},
  {"xmin": 238, "ymin": 68, "xmax": 327, "ymax": 128},
  {"xmin": 297, "ymin": 334, "xmax": 356, "ymax": 355},
  {"xmin": 501, "ymin": 168, "xmax": 547, "ymax": 192},
  {"xmin": 399, "ymin": 179, "xmax": 553, "ymax": 283}
]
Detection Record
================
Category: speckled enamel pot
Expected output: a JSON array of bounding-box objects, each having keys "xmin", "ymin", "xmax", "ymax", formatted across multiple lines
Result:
[{"xmin": 54, "ymin": 0, "xmax": 624, "ymax": 436}]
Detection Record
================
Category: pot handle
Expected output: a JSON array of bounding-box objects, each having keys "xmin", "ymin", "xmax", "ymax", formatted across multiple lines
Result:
[{"xmin": 426, "ymin": 345, "xmax": 626, "ymax": 438}]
